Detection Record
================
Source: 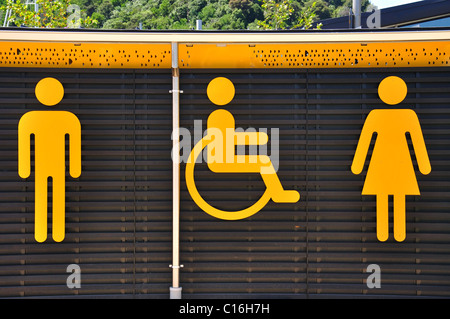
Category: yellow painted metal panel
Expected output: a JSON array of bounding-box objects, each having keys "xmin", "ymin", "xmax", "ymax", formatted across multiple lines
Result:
[
  {"xmin": 0, "ymin": 42, "xmax": 172, "ymax": 68},
  {"xmin": 179, "ymin": 42, "xmax": 450, "ymax": 68},
  {"xmin": 0, "ymin": 39, "xmax": 449, "ymax": 69}
]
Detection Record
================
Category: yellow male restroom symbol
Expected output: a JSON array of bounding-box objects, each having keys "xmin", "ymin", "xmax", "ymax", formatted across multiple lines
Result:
[
  {"xmin": 186, "ymin": 77, "xmax": 300, "ymax": 220},
  {"xmin": 18, "ymin": 78, "xmax": 81, "ymax": 243},
  {"xmin": 352, "ymin": 76, "xmax": 431, "ymax": 242}
]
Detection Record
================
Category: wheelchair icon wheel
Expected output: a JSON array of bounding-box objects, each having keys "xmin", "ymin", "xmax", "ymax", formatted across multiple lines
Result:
[{"xmin": 185, "ymin": 137, "xmax": 271, "ymax": 220}]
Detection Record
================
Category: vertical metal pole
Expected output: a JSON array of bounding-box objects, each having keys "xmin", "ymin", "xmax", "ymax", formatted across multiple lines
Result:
[
  {"xmin": 34, "ymin": 1, "xmax": 39, "ymax": 28},
  {"xmin": 3, "ymin": 9, "xmax": 11, "ymax": 27},
  {"xmin": 196, "ymin": 19, "xmax": 202, "ymax": 30},
  {"xmin": 353, "ymin": 0, "xmax": 361, "ymax": 28},
  {"xmin": 170, "ymin": 41, "xmax": 182, "ymax": 299}
]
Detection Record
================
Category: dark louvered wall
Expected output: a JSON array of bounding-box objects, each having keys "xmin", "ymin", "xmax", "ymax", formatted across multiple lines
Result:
[
  {"xmin": 0, "ymin": 68, "xmax": 173, "ymax": 298},
  {"xmin": 0, "ymin": 67, "xmax": 449, "ymax": 298},
  {"xmin": 179, "ymin": 68, "xmax": 450, "ymax": 298}
]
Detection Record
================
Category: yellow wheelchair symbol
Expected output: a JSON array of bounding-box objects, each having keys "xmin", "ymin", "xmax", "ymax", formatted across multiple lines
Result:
[{"xmin": 185, "ymin": 77, "xmax": 300, "ymax": 220}]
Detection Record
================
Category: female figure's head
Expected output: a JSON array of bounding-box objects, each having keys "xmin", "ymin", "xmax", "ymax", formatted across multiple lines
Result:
[{"xmin": 378, "ymin": 76, "xmax": 408, "ymax": 106}]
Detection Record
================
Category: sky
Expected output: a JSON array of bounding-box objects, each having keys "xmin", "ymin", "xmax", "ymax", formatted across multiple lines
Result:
[{"xmin": 370, "ymin": 0, "xmax": 423, "ymax": 9}]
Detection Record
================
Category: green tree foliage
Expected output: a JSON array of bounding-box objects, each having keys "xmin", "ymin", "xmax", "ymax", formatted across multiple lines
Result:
[
  {"xmin": 1, "ymin": 0, "xmax": 373, "ymax": 30},
  {"xmin": 4, "ymin": 0, "xmax": 69, "ymax": 27},
  {"xmin": 256, "ymin": 0, "xmax": 321, "ymax": 30},
  {"xmin": 102, "ymin": 0, "xmax": 264, "ymax": 30},
  {"xmin": 2, "ymin": 0, "xmax": 96, "ymax": 28},
  {"xmin": 99, "ymin": 0, "xmax": 320, "ymax": 30}
]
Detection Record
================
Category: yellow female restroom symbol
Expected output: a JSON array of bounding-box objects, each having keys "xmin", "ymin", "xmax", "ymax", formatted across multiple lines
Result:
[
  {"xmin": 352, "ymin": 76, "xmax": 431, "ymax": 242},
  {"xmin": 186, "ymin": 77, "xmax": 299, "ymax": 220},
  {"xmin": 18, "ymin": 78, "xmax": 81, "ymax": 243}
]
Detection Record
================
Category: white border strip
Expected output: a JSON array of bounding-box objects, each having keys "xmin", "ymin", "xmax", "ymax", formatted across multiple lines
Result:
[{"xmin": 0, "ymin": 30, "xmax": 449, "ymax": 44}]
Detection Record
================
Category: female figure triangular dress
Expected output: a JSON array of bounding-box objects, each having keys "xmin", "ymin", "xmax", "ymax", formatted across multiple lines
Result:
[{"xmin": 351, "ymin": 76, "xmax": 431, "ymax": 242}]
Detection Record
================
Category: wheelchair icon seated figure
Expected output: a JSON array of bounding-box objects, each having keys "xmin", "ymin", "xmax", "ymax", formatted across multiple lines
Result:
[{"xmin": 185, "ymin": 77, "xmax": 300, "ymax": 220}]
